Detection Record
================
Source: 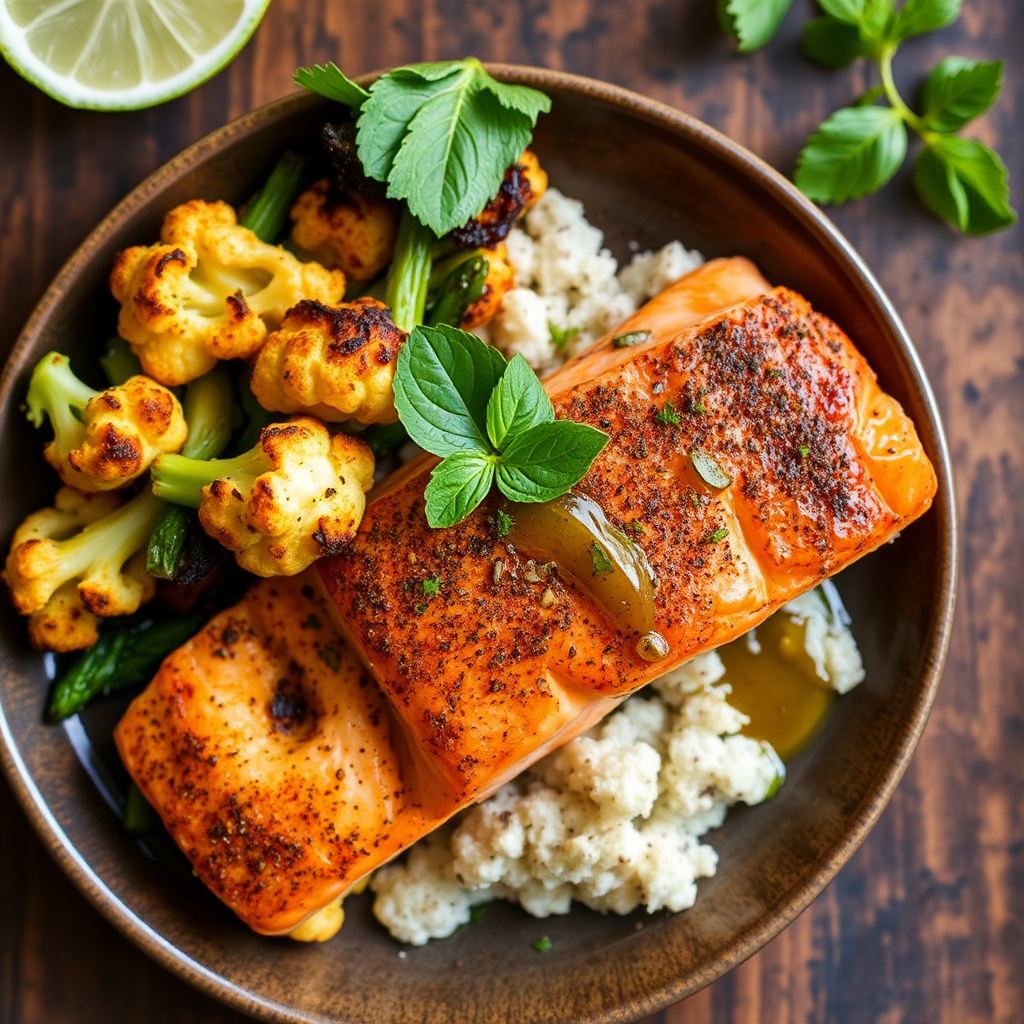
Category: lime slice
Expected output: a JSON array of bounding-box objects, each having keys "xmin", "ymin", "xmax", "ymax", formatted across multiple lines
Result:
[{"xmin": 0, "ymin": 0, "xmax": 272, "ymax": 111}]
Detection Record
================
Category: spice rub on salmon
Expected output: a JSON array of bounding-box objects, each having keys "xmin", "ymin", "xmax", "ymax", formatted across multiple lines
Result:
[
  {"xmin": 322, "ymin": 286, "xmax": 936, "ymax": 805},
  {"xmin": 114, "ymin": 576, "xmax": 456, "ymax": 934},
  {"xmin": 115, "ymin": 266, "xmax": 936, "ymax": 936}
]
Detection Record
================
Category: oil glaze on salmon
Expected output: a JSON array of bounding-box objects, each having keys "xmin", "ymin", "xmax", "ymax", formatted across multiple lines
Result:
[{"xmin": 115, "ymin": 263, "xmax": 936, "ymax": 934}]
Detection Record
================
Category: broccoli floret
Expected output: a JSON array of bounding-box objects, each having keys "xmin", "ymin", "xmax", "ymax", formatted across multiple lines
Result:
[
  {"xmin": 151, "ymin": 415, "xmax": 374, "ymax": 577},
  {"xmin": 25, "ymin": 351, "xmax": 187, "ymax": 492},
  {"xmin": 3, "ymin": 487, "xmax": 162, "ymax": 651}
]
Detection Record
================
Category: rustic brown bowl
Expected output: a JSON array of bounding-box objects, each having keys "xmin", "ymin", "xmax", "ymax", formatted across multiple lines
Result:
[{"xmin": 0, "ymin": 67, "xmax": 956, "ymax": 1024}]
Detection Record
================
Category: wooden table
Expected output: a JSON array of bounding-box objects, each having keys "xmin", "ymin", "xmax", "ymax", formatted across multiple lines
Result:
[{"xmin": 1, "ymin": 2, "xmax": 1020, "ymax": 1022}]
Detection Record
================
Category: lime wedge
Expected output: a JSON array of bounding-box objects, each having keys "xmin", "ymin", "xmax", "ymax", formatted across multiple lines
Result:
[{"xmin": 0, "ymin": 0, "xmax": 272, "ymax": 110}]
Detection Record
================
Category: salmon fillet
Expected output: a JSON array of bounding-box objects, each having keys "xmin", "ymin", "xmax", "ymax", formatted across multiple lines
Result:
[{"xmin": 115, "ymin": 261, "xmax": 936, "ymax": 934}]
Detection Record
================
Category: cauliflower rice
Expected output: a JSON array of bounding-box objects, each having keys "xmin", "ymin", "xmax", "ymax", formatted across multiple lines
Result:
[{"xmin": 370, "ymin": 196, "xmax": 866, "ymax": 945}]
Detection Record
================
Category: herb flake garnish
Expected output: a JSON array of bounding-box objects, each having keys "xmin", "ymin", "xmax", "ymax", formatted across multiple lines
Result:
[
  {"xmin": 549, "ymin": 322, "xmax": 581, "ymax": 349},
  {"xmin": 612, "ymin": 330, "xmax": 651, "ymax": 349},
  {"xmin": 690, "ymin": 448, "xmax": 733, "ymax": 489},
  {"xmin": 707, "ymin": 526, "xmax": 730, "ymax": 544},
  {"xmin": 394, "ymin": 325, "xmax": 608, "ymax": 528},
  {"xmin": 532, "ymin": 935, "xmax": 553, "ymax": 952},
  {"xmin": 590, "ymin": 542, "xmax": 615, "ymax": 576},
  {"xmin": 654, "ymin": 400, "xmax": 681, "ymax": 426},
  {"xmin": 317, "ymin": 645, "xmax": 342, "ymax": 671},
  {"xmin": 422, "ymin": 577, "xmax": 441, "ymax": 597},
  {"xmin": 295, "ymin": 59, "xmax": 551, "ymax": 236}
]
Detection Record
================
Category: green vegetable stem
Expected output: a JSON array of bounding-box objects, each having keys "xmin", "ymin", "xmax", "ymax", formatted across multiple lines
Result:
[
  {"xmin": 385, "ymin": 208, "xmax": 435, "ymax": 333},
  {"xmin": 146, "ymin": 369, "xmax": 233, "ymax": 582},
  {"xmin": 46, "ymin": 614, "xmax": 205, "ymax": 722},
  {"xmin": 240, "ymin": 150, "xmax": 307, "ymax": 243},
  {"xmin": 392, "ymin": 324, "xmax": 608, "ymax": 528},
  {"xmin": 721, "ymin": 0, "xmax": 1014, "ymax": 234},
  {"xmin": 426, "ymin": 254, "xmax": 489, "ymax": 328},
  {"xmin": 151, "ymin": 445, "xmax": 271, "ymax": 509},
  {"xmin": 99, "ymin": 336, "xmax": 143, "ymax": 387}
]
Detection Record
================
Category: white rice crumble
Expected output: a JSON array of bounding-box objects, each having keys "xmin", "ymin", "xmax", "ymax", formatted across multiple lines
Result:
[{"xmin": 484, "ymin": 188, "xmax": 704, "ymax": 372}]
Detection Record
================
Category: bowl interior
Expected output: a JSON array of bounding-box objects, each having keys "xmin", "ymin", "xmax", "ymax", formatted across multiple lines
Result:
[{"xmin": 0, "ymin": 70, "xmax": 955, "ymax": 1024}]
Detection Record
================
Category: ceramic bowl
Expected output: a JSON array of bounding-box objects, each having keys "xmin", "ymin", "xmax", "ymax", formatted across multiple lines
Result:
[{"xmin": 0, "ymin": 66, "xmax": 956, "ymax": 1024}]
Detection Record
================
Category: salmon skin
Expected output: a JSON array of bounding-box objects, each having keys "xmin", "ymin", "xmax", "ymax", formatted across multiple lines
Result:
[{"xmin": 115, "ymin": 262, "xmax": 936, "ymax": 935}]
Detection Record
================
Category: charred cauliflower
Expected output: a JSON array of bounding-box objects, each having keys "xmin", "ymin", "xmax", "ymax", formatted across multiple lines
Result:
[
  {"xmin": 250, "ymin": 298, "xmax": 405, "ymax": 425},
  {"xmin": 26, "ymin": 351, "xmax": 186, "ymax": 492},
  {"xmin": 3, "ymin": 487, "xmax": 161, "ymax": 651},
  {"xmin": 450, "ymin": 149, "xmax": 548, "ymax": 250},
  {"xmin": 110, "ymin": 199, "xmax": 347, "ymax": 386},
  {"xmin": 290, "ymin": 179, "xmax": 399, "ymax": 283},
  {"xmin": 460, "ymin": 243, "xmax": 516, "ymax": 330},
  {"xmin": 151, "ymin": 416, "xmax": 374, "ymax": 577}
]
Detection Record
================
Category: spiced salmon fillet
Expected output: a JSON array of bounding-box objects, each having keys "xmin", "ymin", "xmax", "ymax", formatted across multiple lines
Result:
[{"xmin": 115, "ymin": 262, "xmax": 936, "ymax": 935}]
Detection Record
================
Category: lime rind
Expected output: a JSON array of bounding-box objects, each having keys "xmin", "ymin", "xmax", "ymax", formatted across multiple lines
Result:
[{"xmin": 0, "ymin": 0, "xmax": 272, "ymax": 111}]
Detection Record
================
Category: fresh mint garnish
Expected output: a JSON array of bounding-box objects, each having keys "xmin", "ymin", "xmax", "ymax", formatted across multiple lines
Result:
[
  {"xmin": 395, "ymin": 326, "xmax": 608, "ymax": 528},
  {"xmin": 296, "ymin": 59, "xmax": 550, "ymax": 237}
]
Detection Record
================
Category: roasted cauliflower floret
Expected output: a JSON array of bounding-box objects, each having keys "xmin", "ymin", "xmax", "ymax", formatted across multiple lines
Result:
[
  {"xmin": 290, "ymin": 179, "xmax": 400, "ymax": 283},
  {"xmin": 450, "ymin": 149, "xmax": 548, "ymax": 249},
  {"xmin": 3, "ymin": 487, "xmax": 161, "ymax": 651},
  {"xmin": 250, "ymin": 298, "xmax": 405, "ymax": 425},
  {"xmin": 460, "ymin": 244, "xmax": 516, "ymax": 330},
  {"xmin": 151, "ymin": 416, "xmax": 375, "ymax": 577},
  {"xmin": 110, "ymin": 199, "xmax": 347, "ymax": 386},
  {"xmin": 25, "ymin": 351, "xmax": 186, "ymax": 492}
]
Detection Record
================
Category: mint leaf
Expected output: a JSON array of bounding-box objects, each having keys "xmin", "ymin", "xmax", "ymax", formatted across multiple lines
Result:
[
  {"xmin": 358, "ymin": 67, "xmax": 460, "ymax": 183},
  {"xmin": 394, "ymin": 324, "xmax": 507, "ymax": 457},
  {"xmin": 719, "ymin": 0, "xmax": 793, "ymax": 52},
  {"xmin": 817, "ymin": 0, "xmax": 894, "ymax": 52},
  {"xmin": 495, "ymin": 422, "xmax": 609, "ymax": 503},
  {"xmin": 892, "ymin": 0, "xmax": 961, "ymax": 42},
  {"xmin": 920, "ymin": 57, "xmax": 1003, "ymax": 133},
  {"xmin": 802, "ymin": 16, "xmax": 867, "ymax": 67},
  {"xmin": 293, "ymin": 63, "xmax": 371, "ymax": 108},
  {"xmin": 913, "ymin": 136, "xmax": 1016, "ymax": 235},
  {"xmin": 482, "ymin": 76, "xmax": 552, "ymax": 120},
  {"xmin": 795, "ymin": 105, "xmax": 907, "ymax": 203},
  {"xmin": 358, "ymin": 60, "xmax": 548, "ymax": 236},
  {"xmin": 389, "ymin": 85, "xmax": 531, "ymax": 236},
  {"xmin": 486, "ymin": 354, "xmax": 553, "ymax": 451},
  {"xmin": 424, "ymin": 451, "xmax": 496, "ymax": 528}
]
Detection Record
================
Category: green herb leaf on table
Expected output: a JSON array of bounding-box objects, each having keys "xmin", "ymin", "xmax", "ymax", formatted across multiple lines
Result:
[
  {"xmin": 892, "ymin": 0, "xmax": 961, "ymax": 43},
  {"xmin": 802, "ymin": 16, "xmax": 867, "ymax": 68},
  {"xmin": 795, "ymin": 105, "xmax": 907, "ymax": 203},
  {"xmin": 719, "ymin": 0, "xmax": 794, "ymax": 52},
  {"xmin": 920, "ymin": 57, "xmax": 1003, "ymax": 133},
  {"xmin": 292, "ymin": 63, "xmax": 370, "ymax": 108},
  {"xmin": 424, "ymin": 451, "xmax": 497, "ymax": 529},
  {"xmin": 486, "ymin": 353, "xmax": 554, "ymax": 451},
  {"xmin": 912, "ymin": 135, "xmax": 1016, "ymax": 235},
  {"xmin": 393, "ymin": 324, "xmax": 507, "ymax": 457},
  {"xmin": 495, "ymin": 421, "xmax": 610, "ymax": 504}
]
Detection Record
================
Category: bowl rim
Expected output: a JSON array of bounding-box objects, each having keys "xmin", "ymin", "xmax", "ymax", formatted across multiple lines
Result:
[{"xmin": 0, "ymin": 64, "xmax": 958, "ymax": 1023}]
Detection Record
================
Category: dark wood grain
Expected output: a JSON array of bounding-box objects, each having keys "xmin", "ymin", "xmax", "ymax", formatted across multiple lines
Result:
[{"xmin": 0, "ymin": 2, "xmax": 1020, "ymax": 1022}]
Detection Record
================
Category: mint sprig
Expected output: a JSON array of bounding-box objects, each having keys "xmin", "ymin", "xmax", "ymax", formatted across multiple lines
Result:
[
  {"xmin": 294, "ymin": 59, "xmax": 550, "ymax": 237},
  {"xmin": 394, "ymin": 326, "xmax": 608, "ymax": 528},
  {"xmin": 721, "ymin": 0, "xmax": 1015, "ymax": 235}
]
